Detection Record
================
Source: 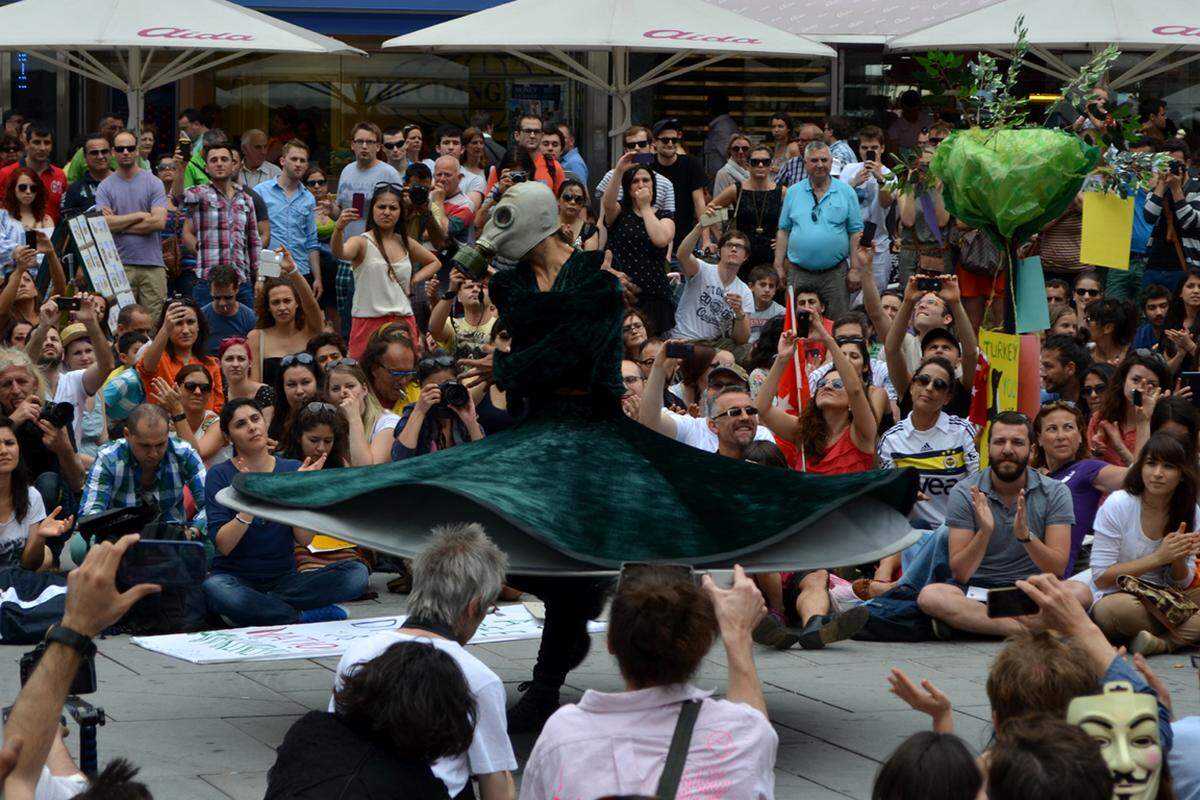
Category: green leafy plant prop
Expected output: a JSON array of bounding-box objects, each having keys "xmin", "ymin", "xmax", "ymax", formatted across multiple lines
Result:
[
  {"xmin": 1093, "ymin": 150, "xmax": 1172, "ymax": 198},
  {"xmin": 967, "ymin": 17, "xmax": 1030, "ymax": 128}
]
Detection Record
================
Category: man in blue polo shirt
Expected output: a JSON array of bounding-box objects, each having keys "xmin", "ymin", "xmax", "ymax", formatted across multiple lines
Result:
[
  {"xmin": 773, "ymin": 141, "xmax": 863, "ymax": 320},
  {"xmin": 253, "ymin": 139, "xmax": 321, "ymax": 298}
]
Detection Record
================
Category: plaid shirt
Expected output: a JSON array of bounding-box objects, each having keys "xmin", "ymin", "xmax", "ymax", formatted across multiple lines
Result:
[
  {"xmin": 182, "ymin": 183, "xmax": 260, "ymax": 283},
  {"xmin": 79, "ymin": 437, "xmax": 208, "ymax": 532},
  {"xmin": 776, "ymin": 156, "xmax": 807, "ymax": 188}
]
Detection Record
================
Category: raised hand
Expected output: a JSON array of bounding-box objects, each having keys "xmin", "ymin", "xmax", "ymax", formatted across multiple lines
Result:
[{"xmin": 888, "ymin": 667, "xmax": 954, "ymax": 733}]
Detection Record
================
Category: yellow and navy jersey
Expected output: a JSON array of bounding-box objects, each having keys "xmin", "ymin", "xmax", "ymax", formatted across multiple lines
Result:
[{"xmin": 878, "ymin": 412, "xmax": 979, "ymax": 527}]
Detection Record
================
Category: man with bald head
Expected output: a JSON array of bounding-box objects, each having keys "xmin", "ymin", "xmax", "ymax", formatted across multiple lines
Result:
[
  {"xmin": 239, "ymin": 128, "xmax": 281, "ymax": 189},
  {"xmin": 432, "ymin": 155, "xmax": 475, "ymax": 249}
]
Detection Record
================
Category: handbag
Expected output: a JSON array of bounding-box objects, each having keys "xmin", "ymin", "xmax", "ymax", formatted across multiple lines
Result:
[
  {"xmin": 1116, "ymin": 574, "xmax": 1199, "ymax": 630},
  {"xmin": 951, "ymin": 227, "xmax": 1003, "ymax": 277},
  {"xmin": 654, "ymin": 699, "xmax": 703, "ymax": 800},
  {"xmin": 100, "ymin": 366, "xmax": 146, "ymax": 421},
  {"xmin": 161, "ymin": 213, "xmax": 183, "ymax": 280}
]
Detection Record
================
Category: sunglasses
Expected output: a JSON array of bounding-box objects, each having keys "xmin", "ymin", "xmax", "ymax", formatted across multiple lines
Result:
[
  {"xmin": 87, "ymin": 149, "xmax": 110, "ymax": 157},
  {"xmin": 1075, "ymin": 287, "xmax": 1101, "ymax": 297},
  {"xmin": 305, "ymin": 401, "xmax": 337, "ymax": 415},
  {"xmin": 113, "ymin": 145, "xmax": 137, "ymax": 153},
  {"xmin": 656, "ymin": 136, "xmax": 680, "ymax": 144},
  {"xmin": 1081, "ymin": 384, "xmax": 1107, "ymax": 396},
  {"xmin": 560, "ymin": 193, "xmax": 586, "ymax": 205},
  {"xmin": 811, "ymin": 208, "xmax": 820, "ymax": 223},
  {"xmin": 749, "ymin": 158, "xmax": 771, "ymax": 167},
  {"xmin": 14, "ymin": 183, "xmax": 35, "ymax": 192},
  {"xmin": 419, "ymin": 354, "xmax": 456, "ymax": 372},
  {"xmin": 912, "ymin": 373, "xmax": 949, "ymax": 391},
  {"xmin": 712, "ymin": 405, "xmax": 758, "ymax": 420},
  {"xmin": 731, "ymin": 145, "xmax": 750, "ymax": 153},
  {"xmin": 181, "ymin": 381, "xmax": 212, "ymax": 394},
  {"xmin": 624, "ymin": 140, "xmax": 650, "ymax": 150},
  {"xmin": 382, "ymin": 142, "xmax": 405, "ymax": 150},
  {"xmin": 330, "ymin": 357, "xmax": 359, "ymax": 368},
  {"xmin": 815, "ymin": 378, "xmax": 845, "ymax": 391},
  {"xmin": 280, "ymin": 352, "xmax": 315, "ymax": 367},
  {"xmin": 374, "ymin": 181, "xmax": 405, "ymax": 194},
  {"xmin": 835, "ymin": 335, "xmax": 865, "ymax": 345},
  {"xmin": 0, "ymin": 147, "xmax": 20, "ymax": 154},
  {"xmin": 929, "ymin": 137, "xmax": 946, "ymax": 145},
  {"xmin": 306, "ymin": 178, "xmax": 326, "ymax": 187}
]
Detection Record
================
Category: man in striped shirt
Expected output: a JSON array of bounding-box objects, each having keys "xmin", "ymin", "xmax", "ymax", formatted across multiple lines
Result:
[{"xmin": 1142, "ymin": 138, "xmax": 1200, "ymax": 290}]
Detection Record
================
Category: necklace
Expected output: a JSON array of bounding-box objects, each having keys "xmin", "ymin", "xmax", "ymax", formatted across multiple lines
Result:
[{"xmin": 748, "ymin": 186, "xmax": 770, "ymax": 235}]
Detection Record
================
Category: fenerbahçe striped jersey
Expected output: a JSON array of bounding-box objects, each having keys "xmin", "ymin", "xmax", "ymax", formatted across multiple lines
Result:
[{"xmin": 878, "ymin": 411, "xmax": 979, "ymax": 528}]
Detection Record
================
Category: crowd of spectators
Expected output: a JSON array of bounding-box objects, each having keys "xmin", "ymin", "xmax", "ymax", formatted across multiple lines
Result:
[{"xmin": 0, "ymin": 91, "xmax": 1198, "ymax": 798}]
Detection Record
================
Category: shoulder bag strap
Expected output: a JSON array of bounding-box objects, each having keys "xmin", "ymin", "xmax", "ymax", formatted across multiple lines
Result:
[{"xmin": 654, "ymin": 699, "xmax": 703, "ymax": 800}]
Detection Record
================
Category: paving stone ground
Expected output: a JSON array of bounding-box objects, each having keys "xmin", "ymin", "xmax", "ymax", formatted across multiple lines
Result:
[{"xmin": 3, "ymin": 572, "xmax": 1197, "ymax": 799}]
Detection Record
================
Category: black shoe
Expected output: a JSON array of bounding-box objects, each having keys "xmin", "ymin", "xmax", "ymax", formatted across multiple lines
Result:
[
  {"xmin": 506, "ymin": 681, "xmax": 561, "ymax": 734},
  {"xmin": 796, "ymin": 606, "xmax": 871, "ymax": 650},
  {"xmin": 752, "ymin": 611, "xmax": 799, "ymax": 650},
  {"xmin": 930, "ymin": 618, "xmax": 957, "ymax": 642}
]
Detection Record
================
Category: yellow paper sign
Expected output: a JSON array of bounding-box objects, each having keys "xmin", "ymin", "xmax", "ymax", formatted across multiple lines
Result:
[
  {"xmin": 978, "ymin": 329, "xmax": 1021, "ymax": 468},
  {"xmin": 1080, "ymin": 192, "xmax": 1135, "ymax": 271}
]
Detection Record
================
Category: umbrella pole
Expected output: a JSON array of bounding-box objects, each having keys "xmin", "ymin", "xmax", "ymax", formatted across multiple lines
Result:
[
  {"xmin": 126, "ymin": 48, "xmax": 144, "ymax": 132},
  {"xmin": 1003, "ymin": 241, "xmax": 1017, "ymax": 335}
]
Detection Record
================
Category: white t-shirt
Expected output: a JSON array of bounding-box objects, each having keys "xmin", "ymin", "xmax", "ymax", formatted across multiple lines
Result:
[
  {"xmin": 670, "ymin": 411, "xmax": 775, "ymax": 452},
  {"xmin": 330, "ymin": 631, "xmax": 517, "ymax": 798},
  {"xmin": 372, "ymin": 411, "xmax": 400, "ymax": 439},
  {"xmin": 0, "ymin": 487, "xmax": 46, "ymax": 568},
  {"xmin": 1171, "ymin": 716, "xmax": 1200, "ymax": 800},
  {"xmin": 1091, "ymin": 491, "xmax": 1199, "ymax": 596},
  {"xmin": 336, "ymin": 161, "xmax": 403, "ymax": 238},
  {"xmin": 52, "ymin": 368, "xmax": 93, "ymax": 445},
  {"xmin": 34, "ymin": 765, "xmax": 87, "ymax": 800},
  {"xmin": 838, "ymin": 162, "xmax": 893, "ymax": 255},
  {"xmin": 594, "ymin": 168, "xmax": 676, "ymax": 212},
  {"xmin": 669, "ymin": 261, "xmax": 755, "ymax": 342},
  {"xmin": 877, "ymin": 412, "xmax": 979, "ymax": 527}
]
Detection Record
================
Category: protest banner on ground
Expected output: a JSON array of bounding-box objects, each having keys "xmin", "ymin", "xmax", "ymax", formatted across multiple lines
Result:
[{"xmin": 131, "ymin": 604, "xmax": 606, "ymax": 664}]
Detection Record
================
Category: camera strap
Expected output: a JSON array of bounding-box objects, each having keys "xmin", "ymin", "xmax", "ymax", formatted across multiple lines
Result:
[
  {"xmin": 400, "ymin": 616, "xmax": 458, "ymax": 640},
  {"xmin": 654, "ymin": 699, "xmax": 703, "ymax": 800}
]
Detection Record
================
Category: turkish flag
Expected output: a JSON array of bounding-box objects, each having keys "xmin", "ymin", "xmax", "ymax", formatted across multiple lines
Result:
[{"xmin": 775, "ymin": 287, "xmax": 811, "ymax": 470}]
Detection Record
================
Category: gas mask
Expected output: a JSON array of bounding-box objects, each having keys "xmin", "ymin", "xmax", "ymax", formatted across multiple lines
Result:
[
  {"xmin": 1067, "ymin": 681, "xmax": 1162, "ymax": 800},
  {"xmin": 452, "ymin": 181, "xmax": 561, "ymax": 278}
]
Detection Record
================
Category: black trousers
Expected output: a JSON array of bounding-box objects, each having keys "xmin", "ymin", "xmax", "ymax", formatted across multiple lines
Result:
[{"xmin": 510, "ymin": 575, "xmax": 612, "ymax": 689}]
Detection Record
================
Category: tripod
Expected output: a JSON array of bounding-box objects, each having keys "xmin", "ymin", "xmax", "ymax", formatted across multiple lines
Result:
[{"xmin": 2, "ymin": 696, "xmax": 106, "ymax": 775}]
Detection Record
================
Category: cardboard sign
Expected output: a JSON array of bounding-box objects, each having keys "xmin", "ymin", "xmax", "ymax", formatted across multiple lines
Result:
[
  {"xmin": 1080, "ymin": 191, "xmax": 1135, "ymax": 271},
  {"xmin": 1014, "ymin": 256, "xmax": 1051, "ymax": 333},
  {"xmin": 978, "ymin": 329, "xmax": 1021, "ymax": 468}
]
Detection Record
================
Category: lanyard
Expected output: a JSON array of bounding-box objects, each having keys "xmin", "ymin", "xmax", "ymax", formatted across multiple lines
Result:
[{"xmin": 401, "ymin": 616, "xmax": 457, "ymax": 640}]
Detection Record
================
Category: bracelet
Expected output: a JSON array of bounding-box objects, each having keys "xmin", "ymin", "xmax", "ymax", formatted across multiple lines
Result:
[{"xmin": 235, "ymin": 514, "xmax": 253, "ymax": 526}]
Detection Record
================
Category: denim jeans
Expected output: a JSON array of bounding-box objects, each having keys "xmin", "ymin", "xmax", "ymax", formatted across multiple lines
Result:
[
  {"xmin": 203, "ymin": 560, "xmax": 368, "ymax": 626},
  {"xmin": 191, "ymin": 277, "xmax": 254, "ymax": 309}
]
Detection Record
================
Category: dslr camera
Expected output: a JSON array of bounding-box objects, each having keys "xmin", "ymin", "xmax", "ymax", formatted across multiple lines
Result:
[
  {"xmin": 21, "ymin": 640, "xmax": 96, "ymax": 695},
  {"xmin": 407, "ymin": 184, "xmax": 430, "ymax": 207},
  {"xmin": 438, "ymin": 380, "xmax": 470, "ymax": 410},
  {"xmin": 39, "ymin": 401, "xmax": 74, "ymax": 429}
]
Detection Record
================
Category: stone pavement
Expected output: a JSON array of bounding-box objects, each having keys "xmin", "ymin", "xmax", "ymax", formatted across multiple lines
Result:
[{"xmin": 2, "ymin": 572, "xmax": 1197, "ymax": 800}]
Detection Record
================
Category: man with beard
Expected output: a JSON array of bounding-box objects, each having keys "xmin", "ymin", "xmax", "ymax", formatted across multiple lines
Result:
[{"xmin": 917, "ymin": 412, "xmax": 1075, "ymax": 639}]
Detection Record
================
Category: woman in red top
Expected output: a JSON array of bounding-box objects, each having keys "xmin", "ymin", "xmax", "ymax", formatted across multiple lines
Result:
[
  {"xmin": 138, "ymin": 298, "xmax": 224, "ymax": 413},
  {"xmin": 755, "ymin": 320, "xmax": 877, "ymax": 475}
]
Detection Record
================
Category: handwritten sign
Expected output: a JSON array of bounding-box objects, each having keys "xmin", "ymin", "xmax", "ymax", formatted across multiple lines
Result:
[
  {"xmin": 131, "ymin": 605, "xmax": 606, "ymax": 664},
  {"xmin": 978, "ymin": 329, "xmax": 1021, "ymax": 468}
]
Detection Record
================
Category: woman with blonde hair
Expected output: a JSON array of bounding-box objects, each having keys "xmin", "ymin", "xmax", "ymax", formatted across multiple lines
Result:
[{"xmin": 326, "ymin": 358, "xmax": 397, "ymax": 465}]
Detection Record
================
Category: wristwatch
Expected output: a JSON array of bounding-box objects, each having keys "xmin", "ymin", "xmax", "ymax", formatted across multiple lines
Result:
[
  {"xmin": 1016, "ymin": 534, "xmax": 1032, "ymax": 544},
  {"xmin": 170, "ymin": 413, "xmax": 187, "ymax": 423},
  {"xmin": 45, "ymin": 624, "xmax": 96, "ymax": 658}
]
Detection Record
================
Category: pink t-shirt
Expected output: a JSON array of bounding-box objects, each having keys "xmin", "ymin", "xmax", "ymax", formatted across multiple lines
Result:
[{"xmin": 519, "ymin": 684, "xmax": 777, "ymax": 800}]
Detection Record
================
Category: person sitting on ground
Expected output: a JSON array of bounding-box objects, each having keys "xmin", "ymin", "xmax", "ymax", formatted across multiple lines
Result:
[
  {"xmin": 1087, "ymin": 432, "xmax": 1200, "ymax": 655},
  {"xmin": 1085, "ymin": 296, "xmax": 1138, "ymax": 368},
  {"xmin": 327, "ymin": 359, "xmax": 397, "ymax": 465},
  {"xmin": 1033, "ymin": 401, "xmax": 1126, "ymax": 575},
  {"xmin": 217, "ymin": 337, "xmax": 274, "ymax": 428},
  {"xmin": 330, "ymin": 523, "xmax": 517, "ymax": 800},
  {"xmin": 520, "ymin": 565, "xmax": 777, "ymax": 800},
  {"xmin": 1040, "ymin": 333, "xmax": 1090, "ymax": 406},
  {"xmin": 199, "ymin": 265, "xmax": 256, "ymax": 354},
  {"xmin": 916, "ymin": 412, "xmax": 1074, "ymax": 640},
  {"xmin": 150, "ymin": 363, "xmax": 226, "ymax": 467},
  {"xmin": 267, "ymin": 352, "xmax": 324, "ymax": 442},
  {"xmin": 0, "ymin": 416, "xmax": 72, "ymax": 570},
  {"xmin": 306, "ymin": 331, "xmax": 348, "ymax": 372},
  {"xmin": 137, "ymin": 298, "xmax": 223, "ymax": 413},
  {"xmin": 203, "ymin": 398, "xmax": 368, "ymax": 627},
  {"xmin": 360, "ymin": 325, "xmax": 421, "ymax": 413},
  {"xmin": 78, "ymin": 403, "xmax": 206, "ymax": 542},
  {"xmin": 870, "ymin": 731, "xmax": 981, "ymax": 800},
  {"xmin": 267, "ymin": 640, "xmax": 474, "ymax": 800},
  {"xmin": 392, "ymin": 350, "xmax": 484, "ymax": 460},
  {"xmin": 1088, "ymin": 351, "xmax": 1172, "ymax": 467},
  {"xmin": 987, "ymin": 714, "xmax": 1115, "ymax": 800}
]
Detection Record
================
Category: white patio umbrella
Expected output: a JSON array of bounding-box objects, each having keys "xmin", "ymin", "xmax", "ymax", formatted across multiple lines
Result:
[
  {"xmin": 0, "ymin": 0, "xmax": 365, "ymax": 130},
  {"xmin": 382, "ymin": 0, "xmax": 836, "ymax": 141},
  {"xmin": 710, "ymin": 0, "xmax": 1006, "ymax": 44},
  {"xmin": 887, "ymin": 0, "xmax": 1200, "ymax": 89}
]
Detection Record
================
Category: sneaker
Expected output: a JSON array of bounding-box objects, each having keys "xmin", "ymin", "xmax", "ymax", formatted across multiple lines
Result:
[
  {"xmin": 1130, "ymin": 630, "xmax": 1172, "ymax": 656},
  {"xmin": 299, "ymin": 605, "xmax": 348, "ymax": 624},
  {"xmin": 506, "ymin": 681, "xmax": 561, "ymax": 734},
  {"xmin": 930, "ymin": 618, "xmax": 957, "ymax": 642},
  {"xmin": 796, "ymin": 606, "xmax": 870, "ymax": 650},
  {"xmin": 752, "ymin": 610, "xmax": 799, "ymax": 650}
]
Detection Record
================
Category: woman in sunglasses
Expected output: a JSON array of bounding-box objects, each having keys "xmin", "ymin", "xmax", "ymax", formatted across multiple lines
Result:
[
  {"xmin": 712, "ymin": 133, "xmax": 751, "ymax": 196},
  {"xmin": 1081, "ymin": 363, "xmax": 1114, "ymax": 417},
  {"xmin": 705, "ymin": 144, "xmax": 783, "ymax": 275},
  {"xmin": 305, "ymin": 166, "xmax": 341, "ymax": 322},
  {"xmin": 756, "ymin": 322, "xmax": 876, "ymax": 475},
  {"xmin": 218, "ymin": 337, "xmax": 275, "ymax": 428},
  {"xmin": 3, "ymin": 166, "xmax": 53, "ymax": 231},
  {"xmin": 333, "ymin": 184, "xmax": 440, "ymax": 360},
  {"xmin": 393, "ymin": 350, "xmax": 483, "ymax": 460},
  {"xmin": 557, "ymin": 179, "xmax": 600, "ymax": 251},
  {"xmin": 152, "ymin": 364, "xmax": 228, "ymax": 467},
  {"xmin": 327, "ymin": 359, "xmax": 395, "ymax": 465},
  {"xmin": 1071, "ymin": 271, "xmax": 1104, "ymax": 333},
  {"xmin": 1088, "ymin": 351, "xmax": 1172, "ymax": 466},
  {"xmin": 268, "ymin": 352, "xmax": 324, "ymax": 442}
]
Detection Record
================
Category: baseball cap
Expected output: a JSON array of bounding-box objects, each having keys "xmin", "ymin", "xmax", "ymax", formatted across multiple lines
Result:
[
  {"xmin": 709, "ymin": 363, "xmax": 750, "ymax": 387},
  {"xmin": 652, "ymin": 118, "xmax": 682, "ymax": 138},
  {"xmin": 920, "ymin": 326, "xmax": 961, "ymax": 354},
  {"xmin": 60, "ymin": 323, "xmax": 90, "ymax": 351}
]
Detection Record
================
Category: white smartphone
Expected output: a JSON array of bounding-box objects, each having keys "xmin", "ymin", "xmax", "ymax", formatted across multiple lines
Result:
[{"xmin": 258, "ymin": 249, "xmax": 281, "ymax": 278}]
